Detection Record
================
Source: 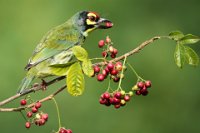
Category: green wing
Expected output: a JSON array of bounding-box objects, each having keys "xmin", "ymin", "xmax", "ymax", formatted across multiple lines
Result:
[{"xmin": 25, "ymin": 22, "xmax": 84, "ymax": 70}]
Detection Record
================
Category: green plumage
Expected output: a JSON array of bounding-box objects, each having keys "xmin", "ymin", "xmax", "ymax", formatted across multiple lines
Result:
[{"xmin": 18, "ymin": 11, "xmax": 113, "ymax": 93}]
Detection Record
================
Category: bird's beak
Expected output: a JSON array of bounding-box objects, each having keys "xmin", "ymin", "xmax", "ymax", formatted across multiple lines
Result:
[{"xmin": 97, "ymin": 18, "xmax": 113, "ymax": 29}]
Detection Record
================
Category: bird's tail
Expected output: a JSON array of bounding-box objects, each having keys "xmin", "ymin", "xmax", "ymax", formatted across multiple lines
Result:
[{"xmin": 17, "ymin": 75, "xmax": 35, "ymax": 94}]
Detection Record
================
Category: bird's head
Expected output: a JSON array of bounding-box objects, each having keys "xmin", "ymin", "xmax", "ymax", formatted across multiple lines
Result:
[{"xmin": 73, "ymin": 11, "xmax": 113, "ymax": 36}]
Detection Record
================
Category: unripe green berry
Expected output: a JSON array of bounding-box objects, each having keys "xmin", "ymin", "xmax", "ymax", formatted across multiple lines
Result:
[
  {"xmin": 120, "ymin": 99, "xmax": 126, "ymax": 105},
  {"xmin": 120, "ymin": 90, "xmax": 126, "ymax": 95},
  {"xmin": 129, "ymin": 91, "xmax": 134, "ymax": 96},
  {"xmin": 132, "ymin": 85, "xmax": 138, "ymax": 91}
]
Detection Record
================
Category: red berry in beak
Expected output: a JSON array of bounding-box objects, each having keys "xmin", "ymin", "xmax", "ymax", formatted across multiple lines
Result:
[{"xmin": 105, "ymin": 22, "xmax": 113, "ymax": 28}]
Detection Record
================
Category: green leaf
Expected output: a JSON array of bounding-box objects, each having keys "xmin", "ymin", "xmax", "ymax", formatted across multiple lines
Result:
[
  {"xmin": 184, "ymin": 46, "xmax": 199, "ymax": 66},
  {"xmin": 49, "ymin": 67, "xmax": 69, "ymax": 76},
  {"xmin": 49, "ymin": 61, "xmax": 76, "ymax": 68},
  {"xmin": 82, "ymin": 59, "xmax": 94, "ymax": 77},
  {"xmin": 67, "ymin": 62, "xmax": 85, "ymax": 96},
  {"xmin": 179, "ymin": 34, "xmax": 200, "ymax": 45},
  {"xmin": 174, "ymin": 44, "xmax": 185, "ymax": 68},
  {"xmin": 72, "ymin": 46, "xmax": 88, "ymax": 61},
  {"xmin": 169, "ymin": 31, "xmax": 184, "ymax": 41}
]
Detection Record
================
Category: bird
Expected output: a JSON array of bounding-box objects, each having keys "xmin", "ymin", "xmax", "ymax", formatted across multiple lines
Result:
[{"xmin": 17, "ymin": 11, "xmax": 113, "ymax": 94}]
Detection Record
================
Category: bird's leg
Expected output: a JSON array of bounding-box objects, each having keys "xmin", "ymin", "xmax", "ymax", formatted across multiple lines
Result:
[{"xmin": 41, "ymin": 79, "xmax": 48, "ymax": 91}]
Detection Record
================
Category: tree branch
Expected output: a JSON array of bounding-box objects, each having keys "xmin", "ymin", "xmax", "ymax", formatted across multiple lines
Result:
[
  {"xmin": 0, "ymin": 36, "xmax": 161, "ymax": 112},
  {"xmin": 0, "ymin": 76, "xmax": 65, "ymax": 106},
  {"xmin": 0, "ymin": 85, "xmax": 66, "ymax": 112}
]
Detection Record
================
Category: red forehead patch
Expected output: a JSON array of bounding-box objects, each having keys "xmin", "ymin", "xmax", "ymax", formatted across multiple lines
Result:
[{"xmin": 89, "ymin": 11, "xmax": 100, "ymax": 19}]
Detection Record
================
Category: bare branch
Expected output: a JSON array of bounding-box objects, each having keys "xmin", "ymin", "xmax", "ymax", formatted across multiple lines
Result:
[
  {"xmin": 0, "ymin": 76, "xmax": 65, "ymax": 106},
  {"xmin": 0, "ymin": 85, "xmax": 66, "ymax": 112}
]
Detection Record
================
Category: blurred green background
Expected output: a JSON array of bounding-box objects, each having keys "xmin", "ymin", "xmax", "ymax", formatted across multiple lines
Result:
[{"xmin": 0, "ymin": 0, "xmax": 200, "ymax": 133}]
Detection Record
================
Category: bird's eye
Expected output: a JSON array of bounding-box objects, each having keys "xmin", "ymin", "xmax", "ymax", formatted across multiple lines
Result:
[{"xmin": 88, "ymin": 16, "xmax": 96, "ymax": 21}]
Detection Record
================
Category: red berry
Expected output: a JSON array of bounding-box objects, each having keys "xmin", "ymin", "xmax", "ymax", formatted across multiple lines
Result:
[
  {"xmin": 107, "ymin": 63, "xmax": 114, "ymax": 70},
  {"xmin": 105, "ymin": 101, "xmax": 111, "ymax": 106},
  {"xmin": 41, "ymin": 113, "xmax": 48, "ymax": 121},
  {"xmin": 114, "ymin": 92, "xmax": 121, "ymax": 99},
  {"xmin": 66, "ymin": 129, "xmax": 73, "ymax": 133},
  {"xmin": 113, "ymin": 77, "xmax": 120, "ymax": 82},
  {"xmin": 102, "ymin": 51, "xmax": 108, "ymax": 57},
  {"xmin": 99, "ymin": 98, "xmax": 106, "ymax": 104},
  {"xmin": 93, "ymin": 65, "xmax": 100, "ymax": 73},
  {"xmin": 137, "ymin": 82, "xmax": 144, "ymax": 88},
  {"xmin": 109, "ymin": 98, "xmax": 114, "ymax": 104},
  {"xmin": 110, "ymin": 69, "xmax": 118, "ymax": 75},
  {"xmin": 142, "ymin": 90, "xmax": 149, "ymax": 96},
  {"xmin": 145, "ymin": 80, "xmax": 151, "ymax": 88},
  {"xmin": 135, "ymin": 90, "xmax": 141, "ymax": 95},
  {"xmin": 113, "ymin": 48, "xmax": 118, "ymax": 55},
  {"xmin": 59, "ymin": 128, "xmax": 67, "ymax": 133},
  {"xmin": 115, "ymin": 61, "xmax": 122, "ymax": 66},
  {"xmin": 38, "ymin": 119, "xmax": 45, "ymax": 126},
  {"xmin": 20, "ymin": 99, "xmax": 27, "ymax": 106},
  {"xmin": 113, "ymin": 97, "xmax": 121, "ymax": 104},
  {"xmin": 124, "ymin": 95, "xmax": 130, "ymax": 101},
  {"xmin": 97, "ymin": 74, "xmax": 105, "ymax": 81},
  {"xmin": 105, "ymin": 67, "xmax": 110, "ymax": 73},
  {"xmin": 25, "ymin": 122, "xmax": 31, "ymax": 129},
  {"xmin": 98, "ymin": 40, "xmax": 105, "ymax": 48},
  {"xmin": 102, "ymin": 69, "xmax": 108, "ymax": 77},
  {"xmin": 140, "ymin": 86, "xmax": 147, "ymax": 94},
  {"xmin": 27, "ymin": 112, "xmax": 33, "ymax": 118},
  {"xmin": 110, "ymin": 53, "xmax": 116, "ymax": 58},
  {"xmin": 32, "ymin": 107, "xmax": 38, "ymax": 113},
  {"xmin": 105, "ymin": 22, "xmax": 113, "ymax": 28},
  {"xmin": 114, "ymin": 104, "xmax": 121, "ymax": 109},
  {"xmin": 100, "ymin": 94, "xmax": 104, "ymax": 99},
  {"xmin": 103, "ymin": 92, "xmax": 110, "ymax": 99},
  {"xmin": 35, "ymin": 102, "xmax": 42, "ymax": 109}
]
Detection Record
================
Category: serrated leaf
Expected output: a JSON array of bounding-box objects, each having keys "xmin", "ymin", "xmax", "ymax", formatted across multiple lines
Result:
[
  {"xmin": 169, "ymin": 31, "xmax": 184, "ymax": 41},
  {"xmin": 184, "ymin": 46, "xmax": 199, "ymax": 66},
  {"xmin": 179, "ymin": 34, "xmax": 200, "ymax": 45},
  {"xmin": 67, "ymin": 62, "xmax": 85, "ymax": 96},
  {"xmin": 174, "ymin": 44, "xmax": 185, "ymax": 68},
  {"xmin": 72, "ymin": 46, "xmax": 88, "ymax": 61},
  {"xmin": 82, "ymin": 59, "xmax": 94, "ymax": 77}
]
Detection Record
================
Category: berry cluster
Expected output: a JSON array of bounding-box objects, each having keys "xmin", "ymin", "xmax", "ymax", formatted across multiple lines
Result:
[
  {"xmin": 94, "ymin": 62, "xmax": 123, "ymax": 82},
  {"xmin": 99, "ymin": 91, "xmax": 133, "ymax": 109},
  {"xmin": 20, "ymin": 99, "xmax": 49, "ymax": 129},
  {"xmin": 95, "ymin": 36, "xmax": 153, "ymax": 109},
  {"xmin": 98, "ymin": 36, "xmax": 118, "ymax": 58},
  {"xmin": 59, "ymin": 127, "xmax": 73, "ymax": 133},
  {"xmin": 134, "ymin": 80, "xmax": 152, "ymax": 96}
]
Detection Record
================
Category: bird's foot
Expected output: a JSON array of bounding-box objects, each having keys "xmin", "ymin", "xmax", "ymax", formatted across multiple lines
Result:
[{"xmin": 41, "ymin": 79, "xmax": 48, "ymax": 91}]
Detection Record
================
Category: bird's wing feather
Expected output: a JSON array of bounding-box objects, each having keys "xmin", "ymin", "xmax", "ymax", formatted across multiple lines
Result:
[{"xmin": 25, "ymin": 23, "xmax": 84, "ymax": 70}]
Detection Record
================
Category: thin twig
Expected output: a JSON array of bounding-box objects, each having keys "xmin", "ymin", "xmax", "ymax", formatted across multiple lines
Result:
[
  {"xmin": 0, "ymin": 85, "xmax": 66, "ymax": 112},
  {"xmin": 0, "ymin": 76, "xmax": 65, "ymax": 106},
  {"xmin": 0, "ymin": 36, "xmax": 161, "ymax": 112}
]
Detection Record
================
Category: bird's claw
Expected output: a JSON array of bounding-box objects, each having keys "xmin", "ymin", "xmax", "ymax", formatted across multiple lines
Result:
[{"xmin": 41, "ymin": 79, "xmax": 48, "ymax": 91}]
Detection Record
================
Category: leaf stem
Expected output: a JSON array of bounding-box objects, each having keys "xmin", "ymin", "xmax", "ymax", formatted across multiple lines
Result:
[
  {"xmin": 89, "ymin": 58, "xmax": 105, "ymax": 61},
  {"xmin": 20, "ymin": 111, "xmax": 27, "ymax": 122},
  {"xmin": 117, "ymin": 56, "xmax": 127, "ymax": 90},
  {"xmin": 52, "ymin": 98, "xmax": 62, "ymax": 128},
  {"xmin": 106, "ymin": 77, "xmax": 112, "ymax": 92},
  {"xmin": 127, "ymin": 62, "xmax": 145, "ymax": 82}
]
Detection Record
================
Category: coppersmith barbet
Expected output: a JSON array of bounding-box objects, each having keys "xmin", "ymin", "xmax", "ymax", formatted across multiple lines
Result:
[{"xmin": 18, "ymin": 11, "xmax": 113, "ymax": 93}]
